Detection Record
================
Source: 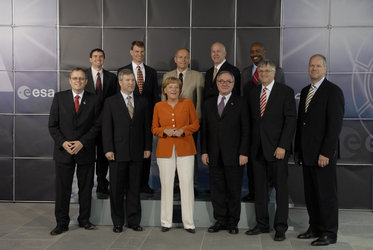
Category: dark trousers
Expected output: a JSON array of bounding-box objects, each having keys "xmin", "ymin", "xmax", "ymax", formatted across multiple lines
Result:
[
  {"xmin": 252, "ymin": 153, "xmax": 289, "ymax": 233},
  {"xmin": 246, "ymin": 159, "xmax": 255, "ymax": 196},
  {"xmin": 54, "ymin": 162, "xmax": 94, "ymax": 227},
  {"xmin": 109, "ymin": 161, "xmax": 142, "ymax": 227},
  {"xmin": 210, "ymin": 160, "xmax": 244, "ymax": 226},
  {"xmin": 303, "ymin": 159, "xmax": 338, "ymax": 237},
  {"xmin": 96, "ymin": 136, "xmax": 109, "ymax": 191},
  {"xmin": 140, "ymin": 157, "xmax": 151, "ymax": 189}
]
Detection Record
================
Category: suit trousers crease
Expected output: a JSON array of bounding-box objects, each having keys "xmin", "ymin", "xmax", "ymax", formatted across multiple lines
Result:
[
  {"xmin": 55, "ymin": 162, "xmax": 94, "ymax": 226},
  {"xmin": 157, "ymin": 146, "xmax": 195, "ymax": 229},
  {"xmin": 252, "ymin": 154, "xmax": 288, "ymax": 233},
  {"xmin": 95, "ymin": 136, "xmax": 109, "ymax": 189},
  {"xmin": 302, "ymin": 161, "xmax": 338, "ymax": 236},
  {"xmin": 109, "ymin": 161, "xmax": 142, "ymax": 227},
  {"xmin": 210, "ymin": 161, "xmax": 244, "ymax": 226}
]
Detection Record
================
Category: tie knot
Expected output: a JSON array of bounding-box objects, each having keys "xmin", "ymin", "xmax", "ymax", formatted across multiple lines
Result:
[
  {"xmin": 221, "ymin": 96, "xmax": 225, "ymax": 101},
  {"xmin": 75, "ymin": 95, "xmax": 80, "ymax": 100},
  {"xmin": 127, "ymin": 95, "xmax": 131, "ymax": 100},
  {"xmin": 137, "ymin": 65, "xmax": 141, "ymax": 70},
  {"xmin": 97, "ymin": 72, "xmax": 100, "ymax": 77},
  {"xmin": 311, "ymin": 84, "xmax": 315, "ymax": 89}
]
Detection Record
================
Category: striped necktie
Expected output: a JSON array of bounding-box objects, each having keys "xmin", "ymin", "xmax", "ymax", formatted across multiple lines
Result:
[
  {"xmin": 260, "ymin": 87, "xmax": 267, "ymax": 117},
  {"xmin": 305, "ymin": 85, "xmax": 316, "ymax": 112},
  {"xmin": 127, "ymin": 96, "xmax": 134, "ymax": 119}
]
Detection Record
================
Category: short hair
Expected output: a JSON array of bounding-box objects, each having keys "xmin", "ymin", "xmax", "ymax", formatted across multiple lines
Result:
[
  {"xmin": 216, "ymin": 70, "xmax": 235, "ymax": 83},
  {"xmin": 162, "ymin": 77, "xmax": 182, "ymax": 100},
  {"xmin": 257, "ymin": 59, "xmax": 276, "ymax": 72},
  {"xmin": 131, "ymin": 41, "xmax": 145, "ymax": 50},
  {"xmin": 250, "ymin": 42, "xmax": 264, "ymax": 50},
  {"xmin": 309, "ymin": 54, "xmax": 327, "ymax": 66},
  {"xmin": 118, "ymin": 68, "xmax": 134, "ymax": 81},
  {"xmin": 89, "ymin": 48, "xmax": 105, "ymax": 58},
  {"xmin": 70, "ymin": 67, "xmax": 87, "ymax": 78},
  {"xmin": 174, "ymin": 48, "xmax": 190, "ymax": 57}
]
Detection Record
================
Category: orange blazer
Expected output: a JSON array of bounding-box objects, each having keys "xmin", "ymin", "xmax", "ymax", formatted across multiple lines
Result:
[{"xmin": 152, "ymin": 98, "xmax": 199, "ymax": 157}]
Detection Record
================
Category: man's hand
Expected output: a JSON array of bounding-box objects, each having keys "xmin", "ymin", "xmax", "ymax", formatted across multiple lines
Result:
[
  {"xmin": 105, "ymin": 152, "xmax": 115, "ymax": 161},
  {"xmin": 70, "ymin": 141, "xmax": 83, "ymax": 154},
  {"xmin": 294, "ymin": 152, "xmax": 300, "ymax": 166},
  {"xmin": 318, "ymin": 154, "xmax": 329, "ymax": 168},
  {"xmin": 144, "ymin": 150, "xmax": 151, "ymax": 159},
  {"xmin": 201, "ymin": 153, "xmax": 209, "ymax": 166},
  {"xmin": 274, "ymin": 147, "xmax": 286, "ymax": 160},
  {"xmin": 239, "ymin": 155, "xmax": 248, "ymax": 166},
  {"xmin": 62, "ymin": 141, "xmax": 74, "ymax": 155}
]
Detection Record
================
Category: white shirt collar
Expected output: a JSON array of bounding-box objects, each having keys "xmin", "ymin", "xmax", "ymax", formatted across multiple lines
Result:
[
  {"xmin": 120, "ymin": 91, "xmax": 134, "ymax": 104},
  {"xmin": 218, "ymin": 92, "xmax": 232, "ymax": 105},
  {"xmin": 132, "ymin": 61, "xmax": 144, "ymax": 71},
  {"xmin": 215, "ymin": 59, "xmax": 226, "ymax": 71},
  {"xmin": 312, "ymin": 76, "xmax": 325, "ymax": 89},
  {"xmin": 91, "ymin": 67, "xmax": 103, "ymax": 77},
  {"xmin": 72, "ymin": 90, "xmax": 84, "ymax": 103},
  {"xmin": 262, "ymin": 80, "xmax": 275, "ymax": 92}
]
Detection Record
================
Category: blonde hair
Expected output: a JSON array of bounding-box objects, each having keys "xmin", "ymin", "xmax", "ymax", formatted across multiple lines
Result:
[{"xmin": 162, "ymin": 77, "xmax": 182, "ymax": 99}]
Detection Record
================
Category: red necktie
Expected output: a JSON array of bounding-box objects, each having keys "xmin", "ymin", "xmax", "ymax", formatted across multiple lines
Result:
[
  {"xmin": 137, "ymin": 66, "xmax": 144, "ymax": 94},
  {"xmin": 74, "ymin": 95, "xmax": 80, "ymax": 113},
  {"xmin": 96, "ymin": 72, "xmax": 102, "ymax": 96},
  {"xmin": 260, "ymin": 87, "xmax": 267, "ymax": 117},
  {"xmin": 253, "ymin": 68, "xmax": 259, "ymax": 85}
]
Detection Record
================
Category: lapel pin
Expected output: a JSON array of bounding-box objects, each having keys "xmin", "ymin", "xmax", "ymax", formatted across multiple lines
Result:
[{"xmin": 83, "ymin": 101, "xmax": 86, "ymax": 105}]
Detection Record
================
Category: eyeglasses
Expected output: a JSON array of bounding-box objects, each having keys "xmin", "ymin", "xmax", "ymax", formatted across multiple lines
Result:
[
  {"xmin": 70, "ymin": 77, "xmax": 87, "ymax": 81},
  {"xmin": 257, "ymin": 70, "xmax": 274, "ymax": 74},
  {"xmin": 217, "ymin": 80, "xmax": 234, "ymax": 84}
]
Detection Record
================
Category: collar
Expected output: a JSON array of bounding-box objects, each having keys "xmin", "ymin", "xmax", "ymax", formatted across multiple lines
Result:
[
  {"xmin": 177, "ymin": 68, "xmax": 188, "ymax": 76},
  {"xmin": 312, "ymin": 76, "xmax": 325, "ymax": 89},
  {"xmin": 121, "ymin": 91, "xmax": 134, "ymax": 101},
  {"xmin": 215, "ymin": 59, "xmax": 226, "ymax": 71},
  {"xmin": 132, "ymin": 61, "xmax": 144, "ymax": 71},
  {"xmin": 91, "ymin": 67, "xmax": 103, "ymax": 76},
  {"xmin": 72, "ymin": 90, "xmax": 84, "ymax": 99},
  {"xmin": 218, "ymin": 92, "xmax": 232, "ymax": 103},
  {"xmin": 262, "ymin": 80, "xmax": 275, "ymax": 92}
]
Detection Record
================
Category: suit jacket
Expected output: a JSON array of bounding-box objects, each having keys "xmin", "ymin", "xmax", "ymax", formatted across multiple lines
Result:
[
  {"xmin": 249, "ymin": 82, "xmax": 296, "ymax": 161},
  {"xmin": 201, "ymin": 94, "xmax": 250, "ymax": 166},
  {"xmin": 162, "ymin": 69, "xmax": 204, "ymax": 121},
  {"xmin": 294, "ymin": 78, "xmax": 345, "ymax": 166},
  {"xmin": 49, "ymin": 90, "xmax": 101, "ymax": 164},
  {"xmin": 152, "ymin": 98, "xmax": 199, "ymax": 158},
  {"xmin": 117, "ymin": 63, "xmax": 160, "ymax": 109},
  {"xmin": 85, "ymin": 68, "xmax": 118, "ymax": 104},
  {"xmin": 204, "ymin": 61, "xmax": 241, "ymax": 102},
  {"xmin": 241, "ymin": 65, "xmax": 285, "ymax": 96},
  {"xmin": 102, "ymin": 93, "xmax": 152, "ymax": 162}
]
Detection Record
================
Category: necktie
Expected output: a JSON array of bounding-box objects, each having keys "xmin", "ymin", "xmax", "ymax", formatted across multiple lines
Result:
[
  {"xmin": 213, "ymin": 67, "xmax": 218, "ymax": 80},
  {"xmin": 179, "ymin": 72, "xmax": 183, "ymax": 83},
  {"xmin": 252, "ymin": 68, "xmax": 259, "ymax": 85},
  {"xmin": 218, "ymin": 96, "xmax": 225, "ymax": 117},
  {"xmin": 260, "ymin": 87, "xmax": 267, "ymax": 117},
  {"xmin": 305, "ymin": 84, "xmax": 316, "ymax": 112},
  {"xmin": 127, "ymin": 96, "xmax": 134, "ymax": 119},
  {"xmin": 96, "ymin": 72, "xmax": 102, "ymax": 96},
  {"xmin": 137, "ymin": 66, "xmax": 144, "ymax": 94},
  {"xmin": 74, "ymin": 95, "xmax": 80, "ymax": 113}
]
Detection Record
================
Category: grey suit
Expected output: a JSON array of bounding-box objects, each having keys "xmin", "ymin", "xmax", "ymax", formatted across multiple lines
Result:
[{"xmin": 162, "ymin": 69, "xmax": 204, "ymax": 122}]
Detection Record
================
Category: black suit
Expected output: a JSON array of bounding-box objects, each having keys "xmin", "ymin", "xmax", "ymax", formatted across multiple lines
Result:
[
  {"xmin": 201, "ymin": 94, "xmax": 249, "ymax": 226},
  {"xmin": 102, "ymin": 93, "xmax": 152, "ymax": 227},
  {"xmin": 85, "ymin": 68, "xmax": 118, "ymax": 193},
  {"xmin": 204, "ymin": 61, "xmax": 241, "ymax": 102},
  {"xmin": 294, "ymin": 78, "xmax": 344, "ymax": 237},
  {"xmin": 49, "ymin": 90, "xmax": 101, "ymax": 227},
  {"xmin": 117, "ymin": 63, "xmax": 160, "ymax": 190},
  {"xmin": 248, "ymin": 82, "xmax": 296, "ymax": 233}
]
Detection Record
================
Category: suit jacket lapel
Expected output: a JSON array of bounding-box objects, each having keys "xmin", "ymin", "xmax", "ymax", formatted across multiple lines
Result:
[
  {"xmin": 86, "ymin": 68, "xmax": 95, "ymax": 93},
  {"xmin": 102, "ymin": 69, "xmax": 108, "ymax": 97},
  {"xmin": 253, "ymin": 86, "xmax": 261, "ymax": 118},
  {"xmin": 306, "ymin": 79, "xmax": 326, "ymax": 113},
  {"xmin": 77, "ymin": 92, "xmax": 88, "ymax": 116},
  {"xmin": 116, "ymin": 93, "xmax": 132, "ymax": 120},
  {"xmin": 263, "ymin": 82, "xmax": 278, "ymax": 115},
  {"xmin": 220, "ymin": 95, "xmax": 236, "ymax": 119}
]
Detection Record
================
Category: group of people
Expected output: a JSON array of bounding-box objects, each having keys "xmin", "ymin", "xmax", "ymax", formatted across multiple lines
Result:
[{"xmin": 48, "ymin": 40, "xmax": 344, "ymax": 247}]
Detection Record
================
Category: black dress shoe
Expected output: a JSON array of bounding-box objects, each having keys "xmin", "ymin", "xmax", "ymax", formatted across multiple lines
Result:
[
  {"xmin": 208, "ymin": 222, "xmax": 227, "ymax": 233},
  {"xmin": 245, "ymin": 226, "xmax": 269, "ymax": 235},
  {"xmin": 242, "ymin": 193, "xmax": 255, "ymax": 202},
  {"xmin": 311, "ymin": 235, "xmax": 337, "ymax": 246},
  {"xmin": 274, "ymin": 231, "xmax": 286, "ymax": 241},
  {"xmin": 228, "ymin": 226, "xmax": 239, "ymax": 234},
  {"xmin": 79, "ymin": 221, "xmax": 96, "ymax": 230},
  {"xmin": 185, "ymin": 228, "xmax": 195, "ymax": 234},
  {"xmin": 129, "ymin": 225, "xmax": 143, "ymax": 231},
  {"xmin": 50, "ymin": 226, "xmax": 68, "ymax": 236},
  {"xmin": 113, "ymin": 225, "xmax": 123, "ymax": 233},
  {"xmin": 141, "ymin": 185, "xmax": 154, "ymax": 194},
  {"xmin": 161, "ymin": 227, "xmax": 171, "ymax": 232},
  {"xmin": 297, "ymin": 229, "xmax": 321, "ymax": 239}
]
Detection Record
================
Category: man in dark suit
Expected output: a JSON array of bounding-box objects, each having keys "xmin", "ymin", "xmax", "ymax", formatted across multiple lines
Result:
[
  {"xmin": 245, "ymin": 60, "xmax": 296, "ymax": 241},
  {"xmin": 241, "ymin": 42, "xmax": 286, "ymax": 202},
  {"xmin": 201, "ymin": 71, "xmax": 249, "ymax": 234},
  {"xmin": 85, "ymin": 48, "xmax": 118, "ymax": 199},
  {"xmin": 294, "ymin": 54, "xmax": 344, "ymax": 246},
  {"xmin": 204, "ymin": 42, "xmax": 241, "ymax": 101},
  {"xmin": 102, "ymin": 69, "xmax": 152, "ymax": 233},
  {"xmin": 117, "ymin": 41, "xmax": 160, "ymax": 194},
  {"xmin": 49, "ymin": 68, "xmax": 101, "ymax": 235}
]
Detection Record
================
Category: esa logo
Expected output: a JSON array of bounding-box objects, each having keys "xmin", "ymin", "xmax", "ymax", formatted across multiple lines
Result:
[{"xmin": 17, "ymin": 85, "xmax": 55, "ymax": 100}]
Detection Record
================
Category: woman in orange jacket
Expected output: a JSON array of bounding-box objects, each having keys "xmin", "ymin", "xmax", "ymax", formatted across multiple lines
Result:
[{"xmin": 152, "ymin": 77, "xmax": 199, "ymax": 233}]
